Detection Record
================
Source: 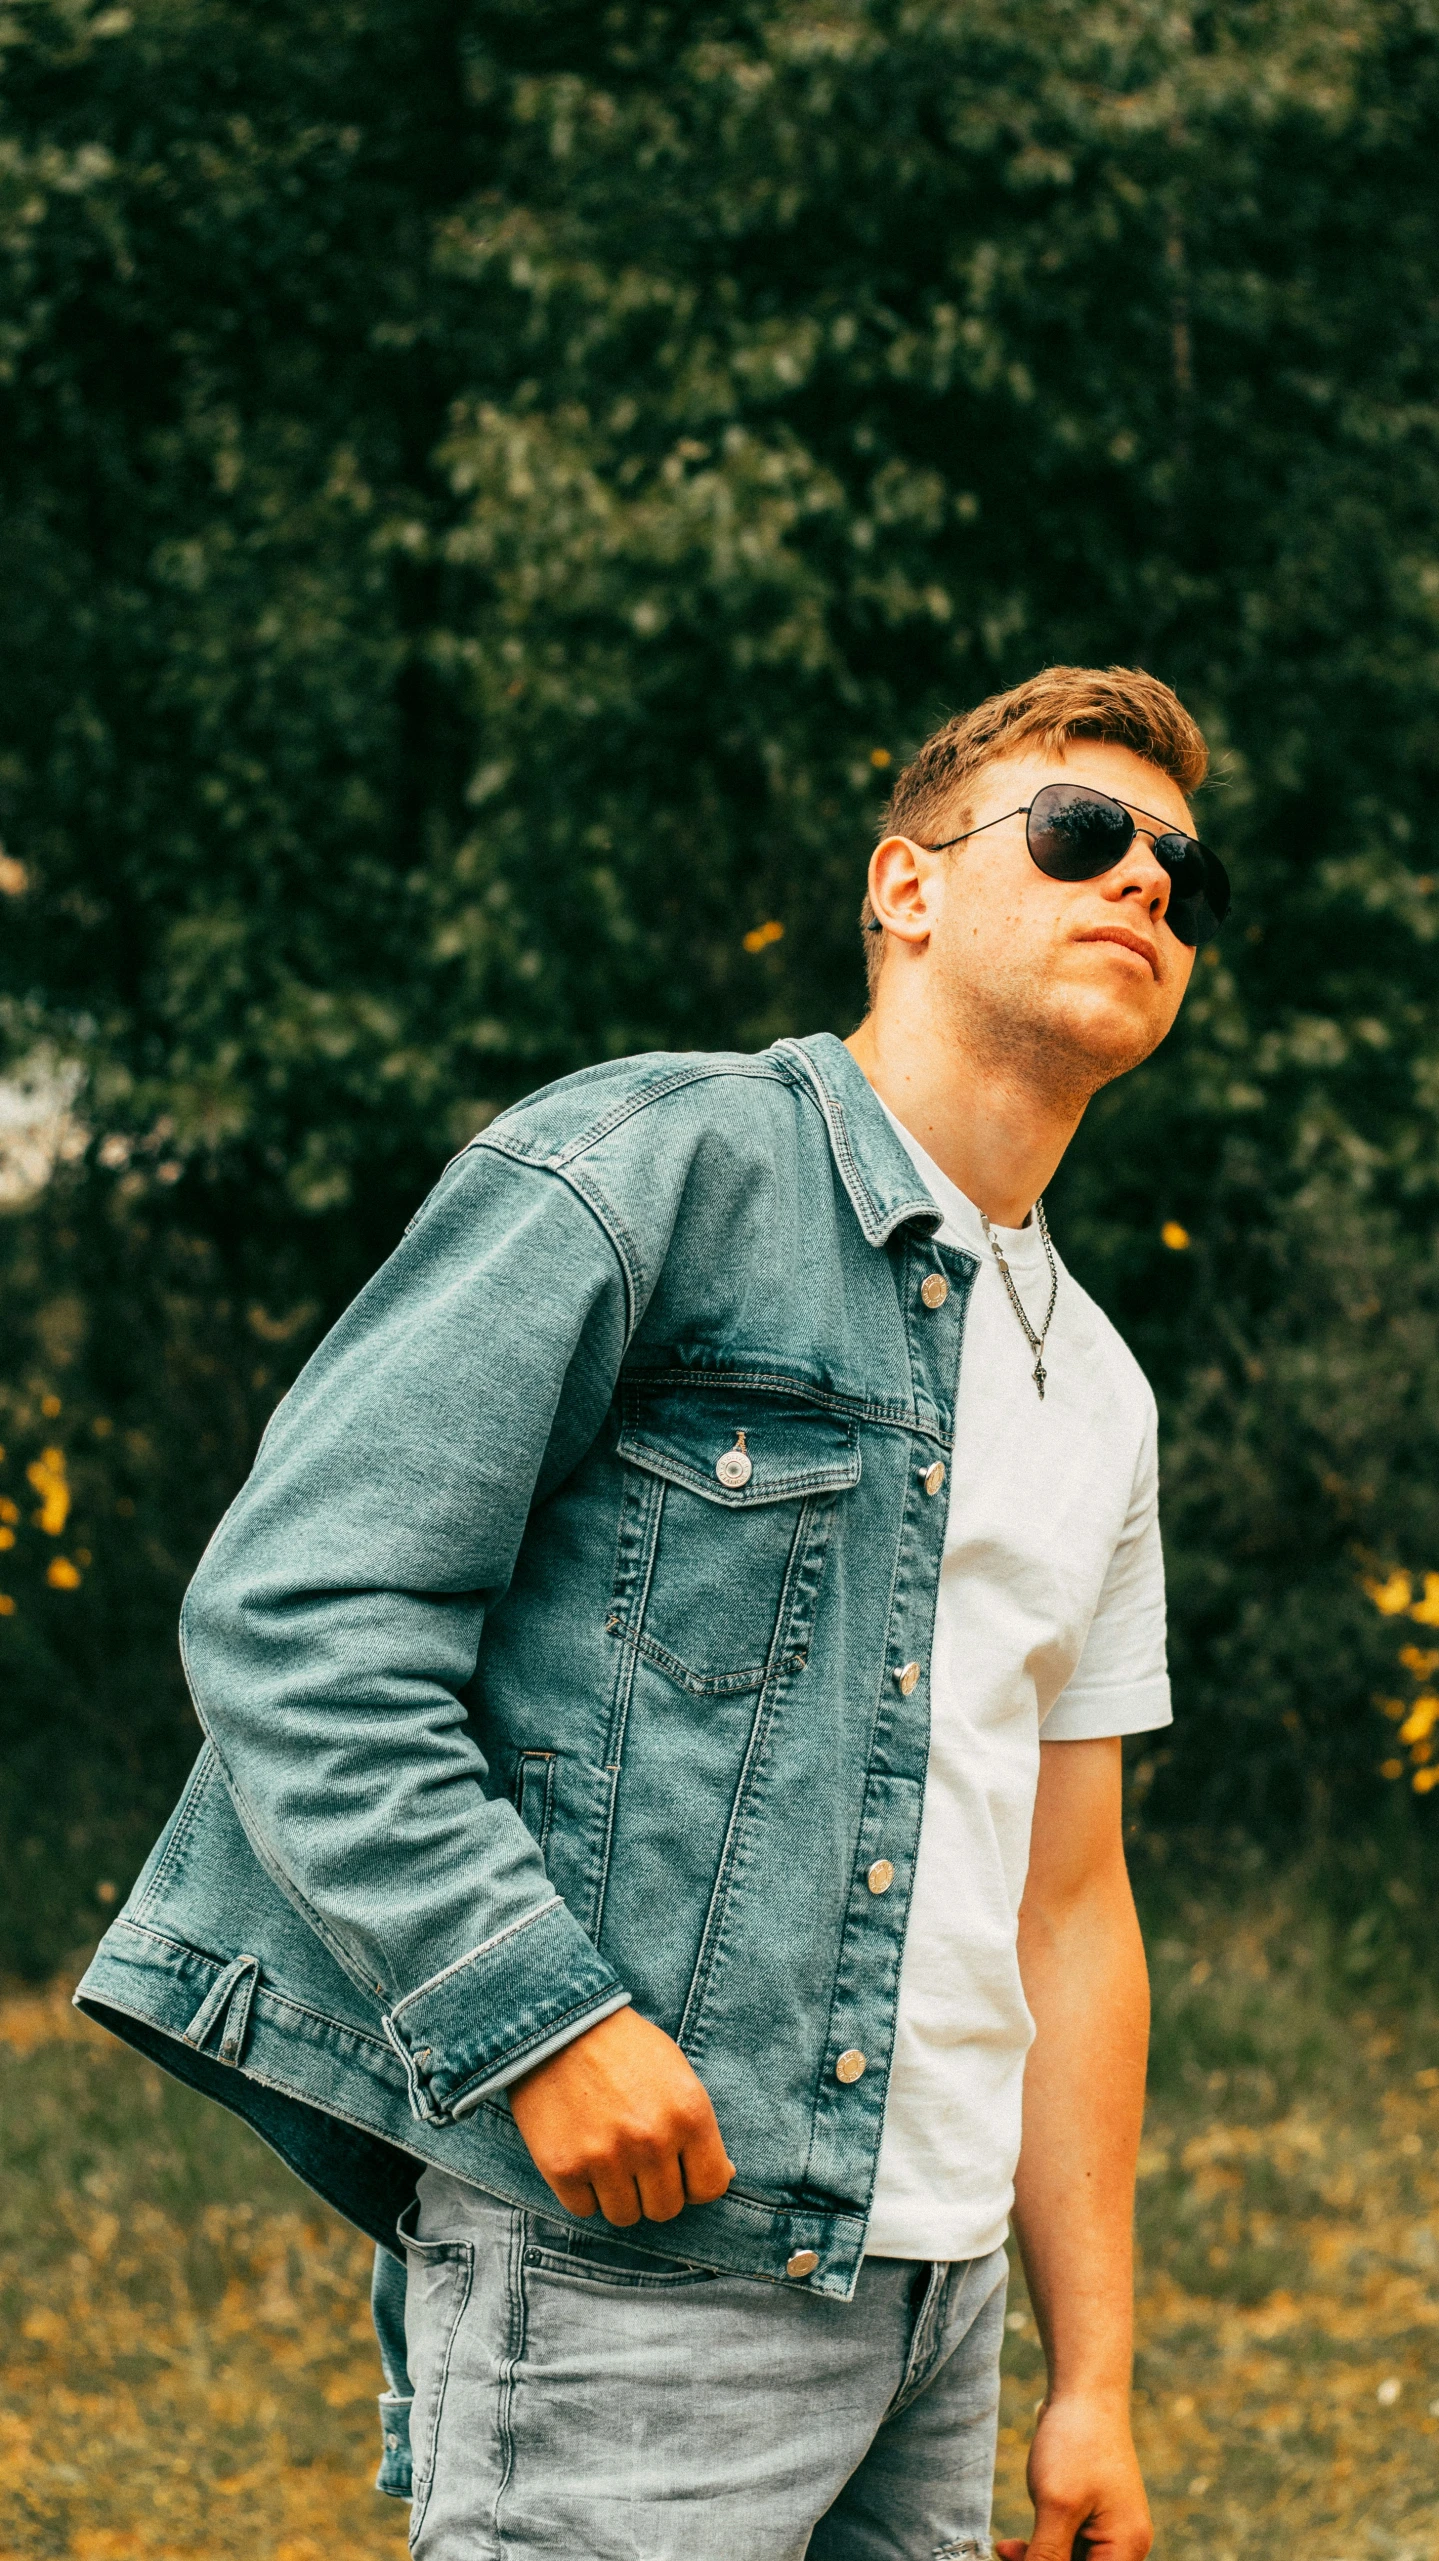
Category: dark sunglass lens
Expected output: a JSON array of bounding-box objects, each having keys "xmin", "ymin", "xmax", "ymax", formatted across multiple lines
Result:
[
  {"xmin": 1202, "ymin": 846, "xmax": 1231, "ymax": 930},
  {"xmin": 1164, "ymin": 895, "xmax": 1206, "ymax": 949},
  {"xmin": 1155, "ymin": 834, "xmax": 1230, "ymax": 948},
  {"xmin": 1027, "ymin": 783, "xmax": 1134, "ymax": 880},
  {"xmin": 1154, "ymin": 833, "xmax": 1205, "ymax": 898}
]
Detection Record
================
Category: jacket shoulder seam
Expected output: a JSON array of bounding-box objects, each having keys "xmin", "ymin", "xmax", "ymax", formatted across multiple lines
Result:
[
  {"xmin": 479, "ymin": 1054, "xmax": 792, "ymax": 1176},
  {"xmin": 476, "ymin": 1058, "xmax": 796, "ymax": 1335}
]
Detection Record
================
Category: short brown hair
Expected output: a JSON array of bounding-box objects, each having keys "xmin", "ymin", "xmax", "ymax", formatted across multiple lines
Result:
[{"xmin": 861, "ymin": 663, "xmax": 1210, "ymax": 999}]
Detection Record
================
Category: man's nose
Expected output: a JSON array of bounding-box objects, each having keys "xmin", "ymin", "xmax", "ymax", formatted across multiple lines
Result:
[{"xmin": 1108, "ymin": 835, "xmax": 1173, "ymax": 917}]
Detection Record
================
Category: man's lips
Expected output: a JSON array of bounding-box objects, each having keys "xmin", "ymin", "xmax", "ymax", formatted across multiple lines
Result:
[{"xmin": 1074, "ymin": 925, "xmax": 1160, "ymax": 980}]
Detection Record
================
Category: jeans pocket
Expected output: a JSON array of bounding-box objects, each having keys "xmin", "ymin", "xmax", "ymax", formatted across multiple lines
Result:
[
  {"xmin": 522, "ymin": 2213, "xmax": 722, "ymax": 2290},
  {"xmin": 400, "ymin": 2210, "xmax": 475, "ymax": 2547}
]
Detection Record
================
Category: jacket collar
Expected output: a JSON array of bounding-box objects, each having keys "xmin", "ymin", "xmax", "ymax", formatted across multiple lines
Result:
[{"xmin": 774, "ymin": 1033, "xmax": 944, "ymax": 1249}]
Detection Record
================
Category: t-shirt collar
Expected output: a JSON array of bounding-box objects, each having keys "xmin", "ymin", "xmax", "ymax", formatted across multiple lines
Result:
[{"xmin": 877, "ymin": 1103, "xmax": 1048, "ymax": 1272}]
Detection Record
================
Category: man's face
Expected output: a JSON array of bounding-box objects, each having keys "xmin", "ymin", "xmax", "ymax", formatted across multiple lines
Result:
[{"xmin": 876, "ymin": 740, "xmax": 1200, "ymax": 1092}]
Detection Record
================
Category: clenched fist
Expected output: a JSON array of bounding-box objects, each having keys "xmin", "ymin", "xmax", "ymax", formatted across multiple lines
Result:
[{"xmin": 509, "ymin": 2006, "xmax": 736, "ymax": 2227}]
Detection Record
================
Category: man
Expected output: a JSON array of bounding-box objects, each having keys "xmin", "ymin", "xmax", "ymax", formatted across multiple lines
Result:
[{"xmin": 79, "ymin": 663, "xmax": 1228, "ymax": 2560}]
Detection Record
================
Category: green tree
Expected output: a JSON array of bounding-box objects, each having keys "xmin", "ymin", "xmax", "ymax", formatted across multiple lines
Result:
[{"xmin": 4, "ymin": 0, "xmax": 1439, "ymax": 1966}]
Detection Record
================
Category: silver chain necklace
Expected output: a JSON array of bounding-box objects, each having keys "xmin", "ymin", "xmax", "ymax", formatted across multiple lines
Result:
[{"xmin": 978, "ymin": 1197, "xmax": 1059, "ymax": 1400}]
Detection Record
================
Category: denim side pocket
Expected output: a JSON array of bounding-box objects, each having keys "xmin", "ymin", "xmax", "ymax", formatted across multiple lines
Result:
[{"xmin": 400, "ymin": 2208, "xmax": 475, "ymax": 2548}]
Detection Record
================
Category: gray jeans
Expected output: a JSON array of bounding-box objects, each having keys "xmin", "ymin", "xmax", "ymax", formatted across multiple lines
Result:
[{"xmin": 402, "ymin": 2165, "xmax": 1007, "ymax": 2560}]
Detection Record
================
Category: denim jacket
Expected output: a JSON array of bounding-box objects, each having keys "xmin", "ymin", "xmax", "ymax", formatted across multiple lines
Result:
[{"xmin": 77, "ymin": 1035, "xmax": 978, "ymax": 2349}]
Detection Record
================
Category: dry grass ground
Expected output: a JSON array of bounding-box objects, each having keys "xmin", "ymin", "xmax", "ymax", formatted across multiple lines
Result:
[{"xmin": 2, "ymin": 1882, "xmax": 1437, "ymax": 2558}]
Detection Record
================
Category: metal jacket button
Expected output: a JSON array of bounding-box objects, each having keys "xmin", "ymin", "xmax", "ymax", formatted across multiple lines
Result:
[
  {"xmin": 867, "ymin": 1859, "xmax": 894, "ymax": 1895},
  {"xmin": 835, "ymin": 2049, "xmax": 867, "ymax": 2084},
  {"xmin": 786, "ymin": 2248, "xmax": 819, "ymax": 2279},
  {"xmin": 715, "ymin": 1432, "xmax": 752, "ymax": 1489},
  {"xmin": 895, "ymin": 1660, "xmax": 921, "ymax": 1696},
  {"xmin": 923, "ymin": 1460, "xmax": 946, "ymax": 1496},
  {"xmin": 920, "ymin": 1273, "xmax": 948, "ymax": 1309}
]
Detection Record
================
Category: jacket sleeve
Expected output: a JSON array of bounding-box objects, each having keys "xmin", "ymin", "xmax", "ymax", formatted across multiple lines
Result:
[{"xmin": 180, "ymin": 1143, "xmax": 635, "ymax": 2126}]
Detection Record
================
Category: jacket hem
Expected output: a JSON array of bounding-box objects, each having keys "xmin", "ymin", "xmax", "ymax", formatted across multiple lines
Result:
[{"xmin": 75, "ymin": 1921, "xmax": 870, "ymax": 2298}]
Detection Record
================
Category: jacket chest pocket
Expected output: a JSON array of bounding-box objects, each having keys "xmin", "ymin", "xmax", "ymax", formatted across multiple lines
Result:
[{"xmin": 609, "ymin": 1383, "xmax": 860, "ymax": 1694}]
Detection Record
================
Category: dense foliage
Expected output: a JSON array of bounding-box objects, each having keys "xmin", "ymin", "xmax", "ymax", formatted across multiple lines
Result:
[{"xmin": 3, "ymin": 0, "xmax": 1439, "ymax": 1969}]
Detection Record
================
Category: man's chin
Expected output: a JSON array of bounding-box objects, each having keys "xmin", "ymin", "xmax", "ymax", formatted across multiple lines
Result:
[{"xmin": 1044, "ymin": 996, "xmax": 1169, "ymax": 1093}]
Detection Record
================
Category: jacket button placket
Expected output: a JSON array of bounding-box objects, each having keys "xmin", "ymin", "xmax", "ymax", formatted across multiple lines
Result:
[
  {"xmin": 813, "ymin": 1236, "xmax": 971, "ymax": 2228},
  {"xmin": 873, "ymin": 1229, "xmax": 969, "ymax": 1958}
]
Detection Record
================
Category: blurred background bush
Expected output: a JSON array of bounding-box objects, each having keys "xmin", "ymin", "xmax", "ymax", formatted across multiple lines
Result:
[{"xmin": 3, "ymin": 0, "xmax": 1439, "ymax": 1974}]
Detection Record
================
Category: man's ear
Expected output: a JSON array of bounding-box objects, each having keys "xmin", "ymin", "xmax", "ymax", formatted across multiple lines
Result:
[{"xmin": 867, "ymin": 833, "xmax": 936, "ymax": 953}]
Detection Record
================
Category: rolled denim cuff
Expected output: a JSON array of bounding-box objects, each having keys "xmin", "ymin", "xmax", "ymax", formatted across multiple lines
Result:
[{"xmin": 381, "ymin": 1895, "xmax": 629, "ymax": 2126}]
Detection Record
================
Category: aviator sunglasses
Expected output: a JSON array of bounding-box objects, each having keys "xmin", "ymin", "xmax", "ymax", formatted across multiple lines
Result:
[{"xmin": 922, "ymin": 780, "xmax": 1231, "ymax": 949}]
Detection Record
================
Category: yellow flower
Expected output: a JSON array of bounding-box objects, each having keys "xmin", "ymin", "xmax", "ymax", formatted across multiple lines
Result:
[
  {"xmin": 40, "ymin": 1394, "xmax": 61, "ymax": 1419},
  {"xmin": 1410, "ymin": 1573, "xmax": 1439, "ymax": 1627},
  {"xmin": 1414, "ymin": 1765, "xmax": 1439, "ymax": 1794},
  {"xmin": 45, "ymin": 1556, "xmax": 81, "ymax": 1590},
  {"xmin": 26, "ymin": 1448, "xmax": 70, "ymax": 1537},
  {"xmin": 0, "ymin": 1498, "xmax": 17, "ymax": 1526},
  {"xmin": 742, "ymin": 919, "xmax": 785, "ymax": 954},
  {"xmin": 0, "ymin": 1528, "xmax": 12, "ymax": 1551},
  {"xmin": 1380, "ymin": 1758, "xmax": 1405, "ymax": 1780},
  {"xmin": 1399, "ymin": 1695, "xmax": 1439, "ymax": 1746},
  {"xmin": 0, "ymin": 1594, "xmax": 13, "ymax": 1617},
  {"xmin": 1160, "ymin": 1221, "xmax": 1190, "ymax": 1251},
  {"xmin": 1365, "ymin": 1570, "xmax": 1414, "ymax": 1617},
  {"xmin": 869, "ymin": 748, "xmax": 892, "ymax": 768},
  {"xmin": 1399, "ymin": 1645, "xmax": 1439, "ymax": 1677}
]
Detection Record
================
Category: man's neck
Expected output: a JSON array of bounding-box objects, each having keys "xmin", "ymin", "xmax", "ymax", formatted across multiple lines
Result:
[{"xmin": 845, "ymin": 1014, "xmax": 1087, "ymax": 1228}]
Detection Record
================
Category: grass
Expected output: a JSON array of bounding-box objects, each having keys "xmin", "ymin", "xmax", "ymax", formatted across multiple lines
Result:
[
  {"xmin": 2, "ymin": 1875, "xmax": 1438, "ymax": 2558},
  {"xmin": 0, "ymin": 1981, "xmax": 400, "ymax": 2560}
]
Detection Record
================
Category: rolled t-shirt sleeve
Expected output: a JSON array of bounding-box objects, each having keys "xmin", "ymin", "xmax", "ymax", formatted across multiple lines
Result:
[{"xmin": 1041, "ymin": 1399, "xmax": 1172, "ymax": 1741}]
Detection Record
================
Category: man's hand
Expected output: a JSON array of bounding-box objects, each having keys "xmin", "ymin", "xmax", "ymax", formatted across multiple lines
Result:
[
  {"xmin": 995, "ymin": 2392, "xmax": 1152, "ymax": 2561},
  {"xmin": 508, "ymin": 2006, "xmax": 735, "ymax": 2226}
]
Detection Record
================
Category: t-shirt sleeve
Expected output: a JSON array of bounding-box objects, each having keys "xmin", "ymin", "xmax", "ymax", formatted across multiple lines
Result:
[{"xmin": 1040, "ymin": 1396, "xmax": 1172, "ymax": 1741}]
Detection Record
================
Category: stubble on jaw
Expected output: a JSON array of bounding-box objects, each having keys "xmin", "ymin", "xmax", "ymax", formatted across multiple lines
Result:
[{"xmin": 930, "ymin": 928, "xmax": 1174, "ymax": 1120}]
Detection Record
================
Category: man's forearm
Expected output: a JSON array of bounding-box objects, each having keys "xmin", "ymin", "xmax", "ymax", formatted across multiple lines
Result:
[
  {"xmin": 994, "ymin": 1738, "xmax": 1153, "ymax": 2561},
  {"xmin": 1012, "ymin": 1841, "xmax": 1149, "ymax": 2402}
]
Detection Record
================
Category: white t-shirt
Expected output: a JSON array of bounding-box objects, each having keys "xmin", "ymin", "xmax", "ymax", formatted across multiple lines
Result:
[{"xmin": 864, "ymin": 1111, "xmax": 1172, "ymax": 2264}]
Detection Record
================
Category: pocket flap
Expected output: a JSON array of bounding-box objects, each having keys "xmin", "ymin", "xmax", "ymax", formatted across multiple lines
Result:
[{"xmin": 618, "ymin": 1384, "xmax": 860, "ymax": 1507}]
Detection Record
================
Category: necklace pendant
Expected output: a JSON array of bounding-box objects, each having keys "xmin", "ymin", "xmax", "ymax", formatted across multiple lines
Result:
[{"xmin": 982, "ymin": 1194, "xmax": 1059, "ymax": 1401}]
